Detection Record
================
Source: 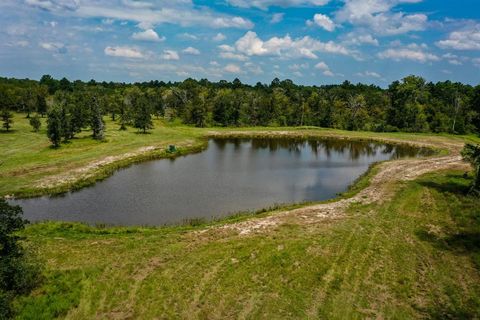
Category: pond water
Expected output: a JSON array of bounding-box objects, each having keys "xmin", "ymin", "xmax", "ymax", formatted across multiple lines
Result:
[{"xmin": 13, "ymin": 138, "xmax": 433, "ymax": 226}]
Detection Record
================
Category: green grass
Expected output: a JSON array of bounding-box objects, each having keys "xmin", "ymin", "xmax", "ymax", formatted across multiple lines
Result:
[
  {"xmin": 2, "ymin": 113, "xmax": 479, "ymax": 198},
  {"xmin": 14, "ymin": 170, "xmax": 480, "ymax": 319}
]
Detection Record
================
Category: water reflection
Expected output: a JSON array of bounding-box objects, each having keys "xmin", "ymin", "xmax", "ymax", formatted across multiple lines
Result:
[{"xmin": 13, "ymin": 138, "xmax": 432, "ymax": 226}]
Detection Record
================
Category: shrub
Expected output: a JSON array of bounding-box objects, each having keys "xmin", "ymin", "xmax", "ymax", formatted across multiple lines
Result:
[{"xmin": 0, "ymin": 199, "xmax": 41, "ymax": 319}]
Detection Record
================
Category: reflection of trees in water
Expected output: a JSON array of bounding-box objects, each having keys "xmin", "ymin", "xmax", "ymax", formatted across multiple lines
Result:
[{"xmin": 212, "ymin": 138, "xmax": 432, "ymax": 160}]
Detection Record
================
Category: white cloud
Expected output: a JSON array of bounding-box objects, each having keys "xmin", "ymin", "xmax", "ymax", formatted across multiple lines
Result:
[
  {"xmin": 162, "ymin": 50, "xmax": 179, "ymax": 60},
  {"xmin": 342, "ymin": 32, "xmax": 379, "ymax": 46},
  {"xmin": 224, "ymin": 63, "xmax": 243, "ymax": 73},
  {"xmin": 219, "ymin": 52, "xmax": 249, "ymax": 61},
  {"xmin": 323, "ymin": 70, "xmax": 334, "ymax": 77},
  {"xmin": 234, "ymin": 31, "xmax": 350, "ymax": 59},
  {"xmin": 182, "ymin": 46, "xmax": 200, "ymax": 55},
  {"xmin": 227, "ymin": 0, "xmax": 330, "ymax": 10},
  {"xmin": 40, "ymin": 42, "xmax": 67, "ymax": 53},
  {"xmin": 314, "ymin": 61, "xmax": 329, "ymax": 70},
  {"xmin": 378, "ymin": 43, "xmax": 440, "ymax": 63},
  {"xmin": 289, "ymin": 63, "xmax": 309, "ymax": 70},
  {"xmin": 271, "ymin": 13, "xmax": 284, "ymax": 24},
  {"xmin": 131, "ymin": 29, "xmax": 165, "ymax": 42},
  {"xmin": 307, "ymin": 14, "xmax": 335, "ymax": 32},
  {"xmin": 179, "ymin": 33, "xmax": 198, "ymax": 40},
  {"xmin": 25, "ymin": 0, "xmax": 79, "ymax": 11},
  {"xmin": 26, "ymin": 0, "xmax": 254, "ymax": 30},
  {"xmin": 104, "ymin": 46, "xmax": 144, "ymax": 58},
  {"xmin": 356, "ymin": 71, "xmax": 381, "ymax": 78},
  {"xmin": 7, "ymin": 40, "xmax": 30, "ymax": 47},
  {"xmin": 313, "ymin": 61, "xmax": 336, "ymax": 76},
  {"xmin": 213, "ymin": 33, "xmax": 227, "ymax": 41},
  {"xmin": 436, "ymin": 24, "xmax": 480, "ymax": 50},
  {"xmin": 218, "ymin": 44, "xmax": 235, "ymax": 52},
  {"xmin": 336, "ymin": 0, "xmax": 427, "ymax": 36}
]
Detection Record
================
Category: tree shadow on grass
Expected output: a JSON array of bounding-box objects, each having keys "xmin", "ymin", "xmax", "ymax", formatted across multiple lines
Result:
[
  {"xmin": 415, "ymin": 173, "xmax": 480, "ymax": 262},
  {"xmin": 417, "ymin": 173, "xmax": 472, "ymax": 196}
]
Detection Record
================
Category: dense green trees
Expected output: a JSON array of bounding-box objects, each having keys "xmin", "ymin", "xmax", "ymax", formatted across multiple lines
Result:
[
  {"xmin": 0, "ymin": 75, "xmax": 479, "ymax": 141},
  {"xmin": 0, "ymin": 199, "xmax": 40, "ymax": 319}
]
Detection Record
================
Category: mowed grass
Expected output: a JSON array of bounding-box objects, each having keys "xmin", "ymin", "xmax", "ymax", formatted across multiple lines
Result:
[
  {"xmin": 0, "ymin": 113, "xmax": 205, "ymax": 197},
  {"xmin": 14, "ymin": 170, "xmax": 480, "ymax": 319},
  {"xmin": 2, "ymin": 112, "xmax": 479, "ymax": 198}
]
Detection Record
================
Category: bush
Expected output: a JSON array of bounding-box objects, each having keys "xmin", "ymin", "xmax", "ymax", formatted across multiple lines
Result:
[
  {"xmin": 461, "ymin": 144, "xmax": 480, "ymax": 195},
  {"xmin": 0, "ymin": 199, "xmax": 41, "ymax": 319}
]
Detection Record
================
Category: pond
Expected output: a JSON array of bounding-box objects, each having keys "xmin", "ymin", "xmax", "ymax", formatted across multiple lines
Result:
[{"xmin": 13, "ymin": 138, "xmax": 433, "ymax": 226}]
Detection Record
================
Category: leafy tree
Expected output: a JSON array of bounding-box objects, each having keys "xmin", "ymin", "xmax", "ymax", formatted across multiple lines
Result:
[
  {"xmin": 461, "ymin": 144, "xmax": 480, "ymax": 194},
  {"xmin": 59, "ymin": 105, "xmax": 73, "ymax": 141},
  {"xmin": 133, "ymin": 95, "xmax": 154, "ymax": 133},
  {"xmin": 47, "ymin": 107, "xmax": 63, "ymax": 148},
  {"xmin": 1, "ymin": 108, "xmax": 13, "ymax": 132},
  {"xmin": 117, "ymin": 99, "xmax": 130, "ymax": 130},
  {"xmin": 29, "ymin": 114, "xmax": 41, "ymax": 132},
  {"xmin": 0, "ymin": 199, "xmax": 41, "ymax": 319},
  {"xmin": 90, "ymin": 96, "xmax": 105, "ymax": 140}
]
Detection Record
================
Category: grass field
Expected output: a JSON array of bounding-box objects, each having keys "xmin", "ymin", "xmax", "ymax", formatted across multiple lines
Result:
[
  {"xmin": 2, "ymin": 113, "xmax": 480, "ymax": 319},
  {"xmin": 13, "ymin": 171, "xmax": 480, "ymax": 319}
]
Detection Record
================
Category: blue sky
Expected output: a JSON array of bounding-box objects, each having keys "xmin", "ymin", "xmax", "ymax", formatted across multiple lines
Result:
[{"xmin": 1, "ymin": 0, "xmax": 479, "ymax": 86}]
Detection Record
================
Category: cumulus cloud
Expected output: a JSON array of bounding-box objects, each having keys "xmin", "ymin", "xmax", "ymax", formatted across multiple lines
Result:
[
  {"xmin": 227, "ymin": 0, "xmax": 330, "ymax": 10},
  {"xmin": 104, "ymin": 46, "xmax": 144, "ymax": 58},
  {"xmin": 219, "ymin": 52, "xmax": 249, "ymax": 61},
  {"xmin": 314, "ymin": 61, "xmax": 329, "ymax": 70},
  {"xmin": 356, "ymin": 71, "xmax": 381, "ymax": 78},
  {"xmin": 378, "ymin": 43, "xmax": 440, "ymax": 63},
  {"xmin": 313, "ymin": 61, "xmax": 336, "ymax": 76},
  {"xmin": 25, "ymin": 0, "xmax": 79, "ymax": 11},
  {"xmin": 131, "ymin": 29, "xmax": 165, "ymax": 42},
  {"xmin": 40, "ymin": 42, "xmax": 67, "ymax": 53},
  {"xmin": 234, "ymin": 31, "xmax": 350, "ymax": 59},
  {"xmin": 182, "ymin": 46, "xmax": 200, "ymax": 55},
  {"xmin": 224, "ymin": 63, "xmax": 243, "ymax": 73},
  {"xmin": 306, "ymin": 14, "xmax": 335, "ymax": 32},
  {"xmin": 271, "ymin": 13, "xmax": 284, "ymax": 24},
  {"xmin": 162, "ymin": 50, "xmax": 180, "ymax": 60},
  {"xmin": 436, "ymin": 24, "xmax": 480, "ymax": 50},
  {"xmin": 342, "ymin": 32, "xmax": 379, "ymax": 46},
  {"xmin": 179, "ymin": 33, "xmax": 198, "ymax": 40},
  {"xmin": 336, "ymin": 0, "xmax": 427, "ymax": 36},
  {"xmin": 26, "ymin": 0, "xmax": 254, "ymax": 30},
  {"xmin": 213, "ymin": 33, "xmax": 227, "ymax": 42}
]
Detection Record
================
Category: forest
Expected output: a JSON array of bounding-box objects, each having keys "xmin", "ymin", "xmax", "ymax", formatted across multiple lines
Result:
[{"xmin": 1, "ymin": 75, "xmax": 479, "ymax": 147}]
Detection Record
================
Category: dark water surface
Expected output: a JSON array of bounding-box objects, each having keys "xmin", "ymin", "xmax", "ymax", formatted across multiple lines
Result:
[{"xmin": 13, "ymin": 138, "xmax": 432, "ymax": 226}]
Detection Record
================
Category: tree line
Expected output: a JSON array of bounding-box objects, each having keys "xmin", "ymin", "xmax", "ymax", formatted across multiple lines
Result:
[{"xmin": 0, "ymin": 75, "xmax": 479, "ymax": 145}]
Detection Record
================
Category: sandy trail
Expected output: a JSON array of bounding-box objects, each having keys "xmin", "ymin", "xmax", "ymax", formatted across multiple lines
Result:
[{"xmin": 207, "ymin": 136, "xmax": 468, "ymax": 236}]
